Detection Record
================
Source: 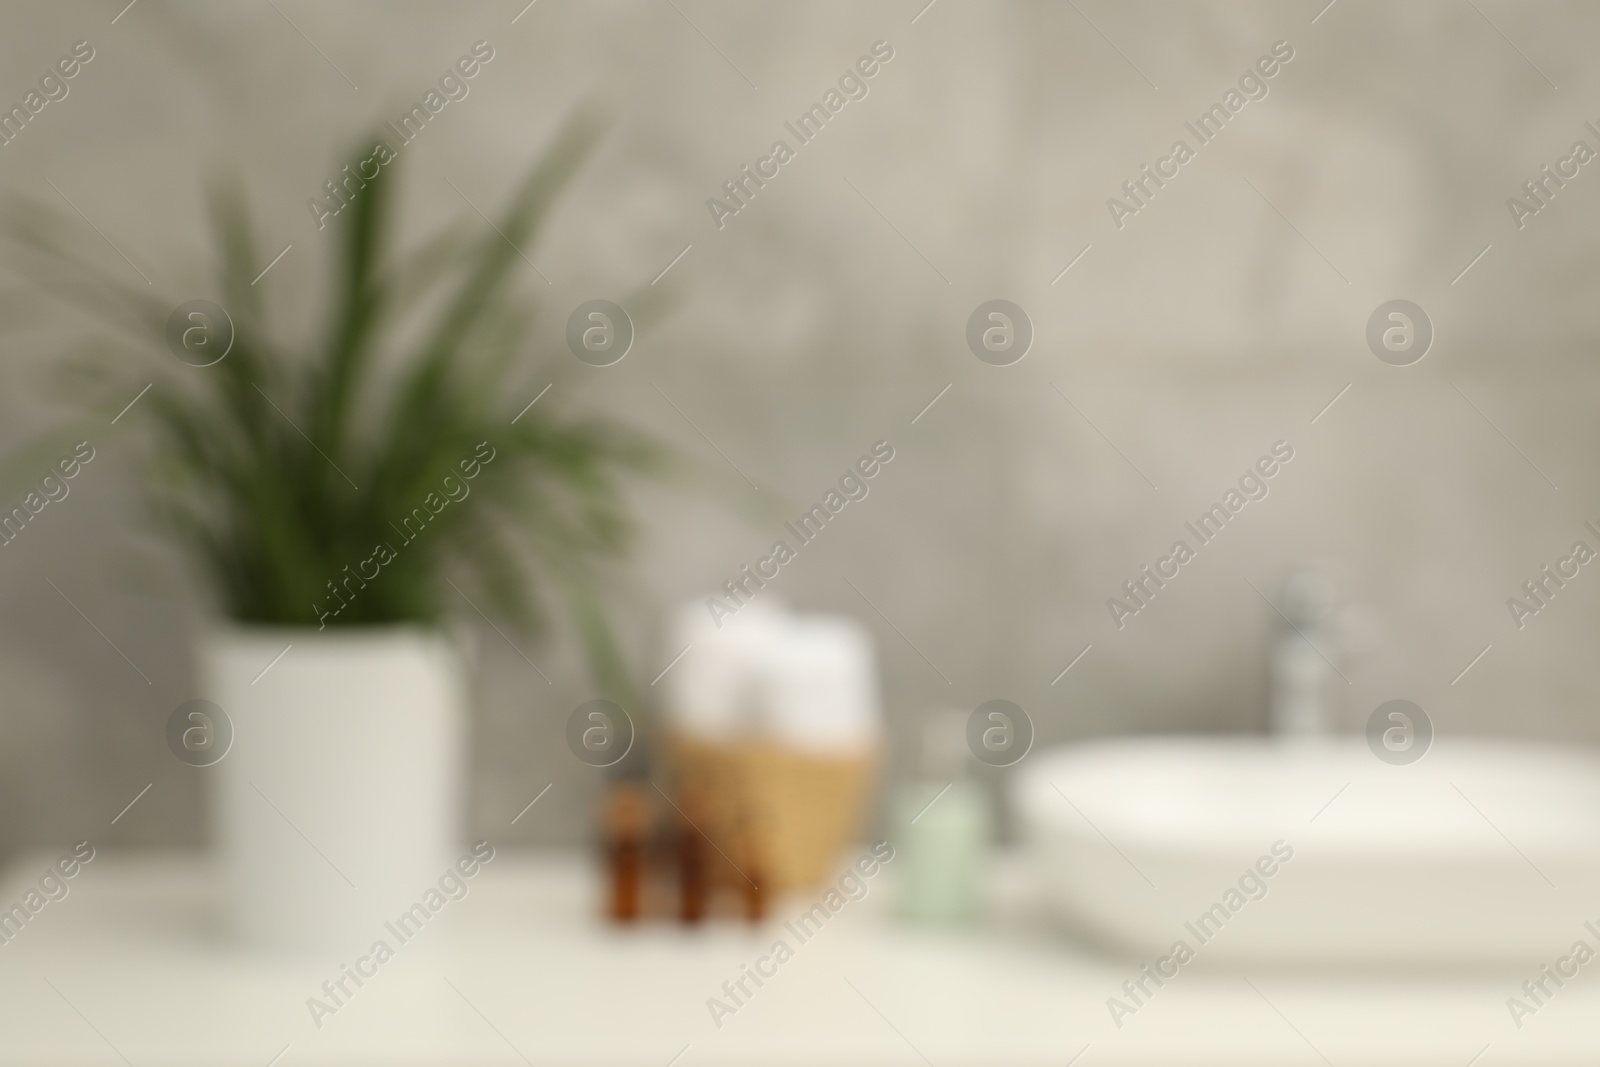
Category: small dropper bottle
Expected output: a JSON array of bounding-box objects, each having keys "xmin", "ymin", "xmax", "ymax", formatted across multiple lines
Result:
[
  {"xmin": 601, "ymin": 779, "xmax": 649, "ymax": 923},
  {"xmin": 675, "ymin": 780, "xmax": 711, "ymax": 924}
]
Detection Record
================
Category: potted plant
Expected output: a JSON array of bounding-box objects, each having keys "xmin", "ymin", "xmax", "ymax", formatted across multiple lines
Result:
[{"xmin": 13, "ymin": 109, "xmax": 661, "ymax": 949}]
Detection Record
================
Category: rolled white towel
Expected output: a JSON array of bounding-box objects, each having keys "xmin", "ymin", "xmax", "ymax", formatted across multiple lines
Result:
[
  {"xmin": 755, "ymin": 614, "xmax": 882, "ymax": 755},
  {"xmin": 661, "ymin": 598, "xmax": 787, "ymax": 741}
]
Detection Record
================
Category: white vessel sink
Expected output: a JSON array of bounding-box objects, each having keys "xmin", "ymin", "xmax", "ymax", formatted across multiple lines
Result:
[{"xmin": 1015, "ymin": 735, "xmax": 1600, "ymax": 965}]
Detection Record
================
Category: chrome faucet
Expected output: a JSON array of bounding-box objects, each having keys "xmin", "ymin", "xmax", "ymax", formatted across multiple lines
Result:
[{"xmin": 1269, "ymin": 569, "xmax": 1341, "ymax": 736}]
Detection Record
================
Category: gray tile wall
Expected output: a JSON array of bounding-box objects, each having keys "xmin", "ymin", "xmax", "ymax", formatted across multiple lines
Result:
[{"xmin": 0, "ymin": 1, "xmax": 1595, "ymax": 857}]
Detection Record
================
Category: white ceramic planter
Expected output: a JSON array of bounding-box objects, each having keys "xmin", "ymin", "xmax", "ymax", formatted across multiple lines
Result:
[{"xmin": 201, "ymin": 623, "xmax": 466, "ymax": 953}]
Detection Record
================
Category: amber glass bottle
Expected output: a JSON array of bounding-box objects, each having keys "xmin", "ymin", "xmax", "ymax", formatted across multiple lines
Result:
[{"xmin": 602, "ymin": 781, "xmax": 649, "ymax": 922}]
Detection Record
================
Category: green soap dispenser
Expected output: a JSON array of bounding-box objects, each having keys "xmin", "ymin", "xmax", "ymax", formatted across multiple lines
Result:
[{"xmin": 892, "ymin": 708, "xmax": 993, "ymax": 924}]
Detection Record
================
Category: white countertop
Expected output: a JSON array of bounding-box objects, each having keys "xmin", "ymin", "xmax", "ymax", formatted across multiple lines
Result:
[{"xmin": 0, "ymin": 849, "xmax": 1594, "ymax": 1066}]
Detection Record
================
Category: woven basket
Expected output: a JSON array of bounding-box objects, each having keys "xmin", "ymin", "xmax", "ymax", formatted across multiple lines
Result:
[{"xmin": 667, "ymin": 732, "xmax": 878, "ymax": 893}]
